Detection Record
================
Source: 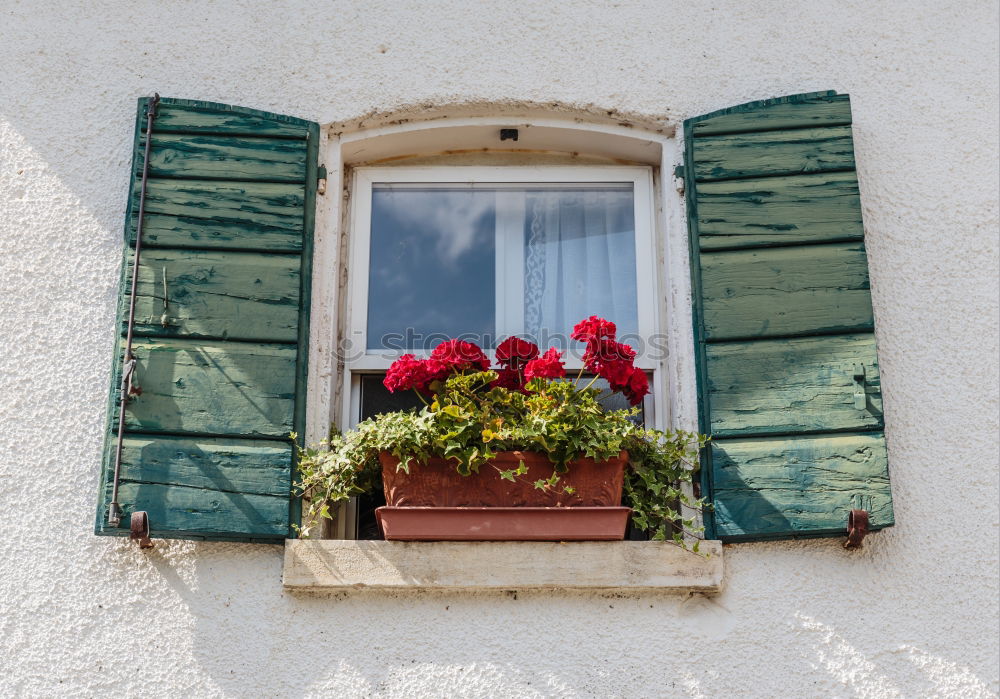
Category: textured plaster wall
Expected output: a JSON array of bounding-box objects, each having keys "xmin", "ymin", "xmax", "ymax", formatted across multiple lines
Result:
[{"xmin": 1, "ymin": 1, "xmax": 998, "ymax": 697}]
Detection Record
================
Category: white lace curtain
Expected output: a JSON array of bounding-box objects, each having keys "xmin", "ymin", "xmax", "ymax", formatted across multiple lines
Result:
[{"xmin": 522, "ymin": 188, "xmax": 638, "ymax": 346}]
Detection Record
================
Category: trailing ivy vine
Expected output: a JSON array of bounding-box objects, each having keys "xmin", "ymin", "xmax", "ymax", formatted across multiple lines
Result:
[{"xmin": 295, "ymin": 370, "xmax": 707, "ymax": 548}]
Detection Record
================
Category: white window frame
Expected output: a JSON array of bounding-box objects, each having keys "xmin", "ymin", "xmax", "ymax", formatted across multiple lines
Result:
[
  {"xmin": 302, "ymin": 115, "xmax": 703, "ymax": 540},
  {"xmin": 343, "ymin": 165, "xmax": 661, "ymax": 433}
]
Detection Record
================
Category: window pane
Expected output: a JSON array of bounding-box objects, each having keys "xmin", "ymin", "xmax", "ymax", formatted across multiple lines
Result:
[
  {"xmin": 523, "ymin": 185, "xmax": 637, "ymax": 348},
  {"xmin": 368, "ymin": 186, "xmax": 496, "ymax": 350},
  {"xmin": 366, "ymin": 182, "xmax": 638, "ymax": 352}
]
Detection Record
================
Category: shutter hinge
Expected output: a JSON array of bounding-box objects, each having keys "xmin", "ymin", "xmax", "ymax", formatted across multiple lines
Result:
[
  {"xmin": 317, "ymin": 165, "xmax": 328, "ymax": 195},
  {"xmin": 673, "ymin": 165, "xmax": 686, "ymax": 193}
]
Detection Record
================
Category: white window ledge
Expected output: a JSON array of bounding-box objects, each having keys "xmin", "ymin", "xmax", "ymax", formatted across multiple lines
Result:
[{"xmin": 282, "ymin": 540, "xmax": 724, "ymax": 592}]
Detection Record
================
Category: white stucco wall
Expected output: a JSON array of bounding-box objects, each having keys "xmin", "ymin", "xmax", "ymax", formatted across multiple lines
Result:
[{"xmin": 1, "ymin": 1, "xmax": 998, "ymax": 696}]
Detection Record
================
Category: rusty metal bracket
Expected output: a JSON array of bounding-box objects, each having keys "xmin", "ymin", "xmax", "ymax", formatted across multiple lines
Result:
[
  {"xmin": 844, "ymin": 509, "xmax": 869, "ymax": 549},
  {"xmin": 130, "ymin": 511, "xmax": 153, "ymax": 549}
]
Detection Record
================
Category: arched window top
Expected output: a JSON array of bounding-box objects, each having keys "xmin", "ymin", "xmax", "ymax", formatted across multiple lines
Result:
[{"xmin": 335, "ymin": 113, "xmax": 670, "ymax": 166}]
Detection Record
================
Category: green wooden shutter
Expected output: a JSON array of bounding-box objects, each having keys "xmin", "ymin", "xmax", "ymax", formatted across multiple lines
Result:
[
  {"xmin": 95, "ymin": 97, "xmax": 318, "ymax": 542},
  {"xmin": 682, "ymin": 91, "xmax": 894, "ymax": 542}
]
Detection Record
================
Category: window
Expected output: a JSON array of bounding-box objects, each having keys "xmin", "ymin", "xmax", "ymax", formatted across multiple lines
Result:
[
  {"xmin": 98, "ymin": 93, "xmax": 886, "ymax": 575},
  {"xmin": 340, "ymin": 165, "xmax": 662, "ymax": 538}
]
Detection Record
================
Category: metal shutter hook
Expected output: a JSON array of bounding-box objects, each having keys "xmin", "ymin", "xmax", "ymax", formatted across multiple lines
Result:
[
  {"xmin": 844, "ymin": 509, "xmax": 869, "ymax": 548},
  {"xmin": 853, "ymin": 363, "xmax": 867, "ymax": 410},
  {"xmin": 130, "ymin": 511, "xmax": 153, "ymax": 549}
]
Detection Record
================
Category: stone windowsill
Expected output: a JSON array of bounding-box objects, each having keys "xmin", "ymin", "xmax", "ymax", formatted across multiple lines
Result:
[{"xmin": 282, "ymin": 539, "xmax": 724, "ymax": 592}]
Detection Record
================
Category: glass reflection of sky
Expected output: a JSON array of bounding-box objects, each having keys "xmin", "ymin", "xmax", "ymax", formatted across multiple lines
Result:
[
  {"xmin": 368, "ymin": 187, "xmax": 496, "ymax": 350},
  {"xmin": 367, "ymin": 183, "xmax": 638, "ymax": 352}
]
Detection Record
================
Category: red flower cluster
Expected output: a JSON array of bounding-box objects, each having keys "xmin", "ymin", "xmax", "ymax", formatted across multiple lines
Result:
[
  {"xmin": 495, "ymin": 336, "xmax": 539, "ymax": 367},
  {"xmin": 621, "ymin": 367, "xmax": 649, "ymax": 406},
  {"xmin": 571, "ymin": 316, "xmax": 617, "ymax": 344},
  {"xmin": 384, "ymin": 340, "xmax": 491, "ymax": 394},
  {"xmin": 584, "ymin": 339, "xmax": 635, "ymax": 385},
  {"xmin": 524, "ymin": 347, "xmax": 566, "ymax": 381},
  {"xmin": 429, "ymin": 339, "xmax": 490, "ymax": 372},
  {"xmin": 577, "ymin": 318, "xmax": 649, "ymax": 406},
  {"xmin": 382, "ymin": 354, "xmax": 445, "ymax": 394},
  {"xmin": 383, "ymin": 318, "xmax": 647, "ymax": 406}
]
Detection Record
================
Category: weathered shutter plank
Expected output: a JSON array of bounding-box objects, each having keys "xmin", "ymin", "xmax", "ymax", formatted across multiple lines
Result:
[
  {"xmin": 109, "ymin": 482, "xmax": 290, "ymax": 539},
  {"xmin": 117, "ymin": 435, "xmax": 291, "ymax": 496},
  {"xmin": 130, "ymin": 249, "xmax": 301, "ymax": 341},
  {"xmin": 139, "ymin": 134, "xmax": 308, "ymax": 182},
  {"xmin": 691, "ymin": 91, "xmax": 852, "ymax": 136},
  {"xmin": 711, "ymin": 433, "xmax": 893, "ymax": 539},
  {"xmin": 696, "ymin": 172, "xmax": 864, "ymax": 250},
  {"xmin": 700, "ymin": 242, "xmax": 875, "ymax": 340},
  {"xmin": 693, "ymin": 126, "xmax": 856, "ymax": 181},
  {"xmin": 133, "ymin": 179, "xmax": 306, "ymax": 250},
  {"xmin": 150, "ymin": 100, "xmax": 310, "ymax": 138},
  {"xmin": 122, "ymin": 339, "xmax": 296, "ymax": 438},
  {"xmin": 707, "ymin": 334, "xmax": 882, "ymax": 436}
]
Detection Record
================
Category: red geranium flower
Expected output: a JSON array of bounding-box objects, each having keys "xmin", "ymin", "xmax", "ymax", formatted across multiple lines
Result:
[
  {"xmin": 495, "ymin": 336, "xmax": 539, "ymax": 368},
  {"xmin": 524, "ymin": 347, "xmax": 566, "ymax": 381},
  {"xmin": 491, "ymin": 367, "xmax": 524, "ymax": 391},
  {"xmin": 383, "ymin": 354, "xmax": 434, "ymax": 393},
  {"xmin": 620, "ymin": 366, "xmax": 649, "ymax": 406},
  {"xmin": 585, "ymin": 338, "xmax": 636, "ymax": 366},
  {"xmin": 429, "ymin": 339, "xmax": 491, "ymax": 372},
  {"xmin": 583, "ymin": 339, "xmax": 636, "ymax": 378},
  {"xmin": 571, "ymin": 316, "xmax": 617, "ymax": 343},
  {"xmin": 383, "ymin": 355, "xmax": 452, "ymax": 394},
  {"xmin": 423, "ymin": 358, "xmax": 452, "ymax": 384}
]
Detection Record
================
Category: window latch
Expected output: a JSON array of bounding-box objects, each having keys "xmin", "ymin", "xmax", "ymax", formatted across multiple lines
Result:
[{"xmin": 853, "ymin": 363, "xmax": 867, "ymax": 410}]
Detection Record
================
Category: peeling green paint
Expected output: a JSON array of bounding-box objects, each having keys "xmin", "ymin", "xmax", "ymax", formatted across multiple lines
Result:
[
  {"xmin": 96, "ymin": 98, "xmax": 316, "ymax": 542},
  {"xmin": 683, "ymin": 92, "xmax": 894, "ymax": 542}
]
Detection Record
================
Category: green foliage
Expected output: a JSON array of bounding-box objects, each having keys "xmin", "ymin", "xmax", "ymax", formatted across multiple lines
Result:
[{"xmin": 295, "ymin": 371, "xmax": 707, "ymax": 546}]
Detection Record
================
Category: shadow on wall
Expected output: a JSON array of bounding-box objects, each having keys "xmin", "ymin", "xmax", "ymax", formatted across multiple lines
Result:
[
  {"xmin": 795, "ymin": 613, "xmax": 996, "ymax": 697},
  {"xmin": 98, "ymin": 538, "xmax": 998, "ymax": 698},
  {"xmin": 104, "ymin": 537, "xmax": 736, "ymax": 696}
]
